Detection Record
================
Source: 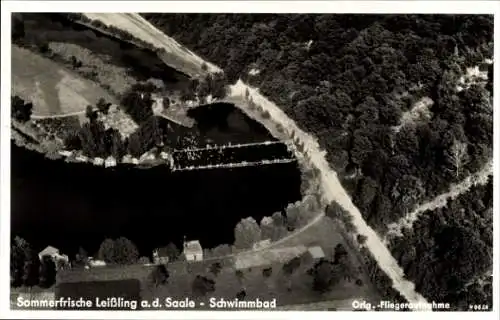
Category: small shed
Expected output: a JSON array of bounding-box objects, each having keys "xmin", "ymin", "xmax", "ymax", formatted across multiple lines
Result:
[{"xmin": 301, "ymin": 246, "xmax": 325, "ymax": 264}]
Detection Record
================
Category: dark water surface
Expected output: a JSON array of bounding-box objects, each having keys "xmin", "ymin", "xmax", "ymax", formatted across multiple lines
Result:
[{"xmin": 11, "ymin": 105, "xmax": 301, "ymax": 258}]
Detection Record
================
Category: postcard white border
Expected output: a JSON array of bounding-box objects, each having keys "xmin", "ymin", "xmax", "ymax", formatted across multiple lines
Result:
[{"xmin": 1, "ymin": 1, "xmax": 498, "ymax": 319}]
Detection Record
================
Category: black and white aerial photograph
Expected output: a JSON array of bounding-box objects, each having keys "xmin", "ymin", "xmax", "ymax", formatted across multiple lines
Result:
[{"xmin": 1, "ymin": 0, "xmax": 497, "ymax": 317}]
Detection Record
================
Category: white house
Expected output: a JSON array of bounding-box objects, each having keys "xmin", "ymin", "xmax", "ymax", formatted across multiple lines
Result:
[
  {"xmin": 75, "ymin": 155, "xmax": 89, "ymax": 162},
  {"xmin": 183, "ymin": 240, "xmax": 203, "ymax": 262},
  {"xmin": 93, "ymin": 157, "xmax": 104, "ymax": 166},
  {"xmin": 38, "ymin": 246, "xmax": 69, "ymax": 266},
  {"xmin": 104, "ymin": 156, "xmax": 117, "ymax": 168},
  {"xmin": 58, "ymin": 150, "xmax": 73, "ymax": 157}
]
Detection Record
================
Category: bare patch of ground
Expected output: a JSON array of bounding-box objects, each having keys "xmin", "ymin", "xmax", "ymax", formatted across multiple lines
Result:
[{"xmin": 392, "ymin": 97, "xmax": 434, "ymax": 133}]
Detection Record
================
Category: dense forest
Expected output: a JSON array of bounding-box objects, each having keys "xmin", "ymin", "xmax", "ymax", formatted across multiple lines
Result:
[
  {"xmin": 390, "ymin": 177, "xmax": 493, "ymax": 309},
  {"xmin": 142, "ymin": 14, "xmax": 493, "ymax": 233}
]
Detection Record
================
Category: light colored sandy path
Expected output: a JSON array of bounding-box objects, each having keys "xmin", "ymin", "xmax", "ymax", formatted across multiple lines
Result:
[
  {"xmin": 31, "ymin": 110, "xmax": 86, "ymax": 120},
  {"xmin": 385, "ymin": 161, "xmax": 493, "ymax": 243},
  {"xmin": 79, "ymin": 13, "xmax": 429, "ymax": 307},
  {"xmin": 230, "ymin": 81, "xmax": 430, "ymax": 306}
]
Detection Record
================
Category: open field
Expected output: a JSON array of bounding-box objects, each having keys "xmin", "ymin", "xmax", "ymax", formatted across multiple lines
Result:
[{"xmin": 12, "ymin": 45, "xmax": 116, "ymax": 117}]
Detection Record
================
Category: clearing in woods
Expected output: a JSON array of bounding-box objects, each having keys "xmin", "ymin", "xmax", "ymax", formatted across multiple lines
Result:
[{"xmin": 11, "ymin": 45, "xmax": 116, "ymax": 118}]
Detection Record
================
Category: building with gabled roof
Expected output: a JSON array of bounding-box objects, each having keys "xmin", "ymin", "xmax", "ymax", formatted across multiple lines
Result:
[
  {"xmin": 104, "ymin": 156, "xmax": 117, "ymax": 168},
  {"xmin": 183, "ymin": 239, "xmax": 203, "ymax": 262},
  {"xmin": 38, "ymin": 246, "xmax": 69, "ymax": 267}
]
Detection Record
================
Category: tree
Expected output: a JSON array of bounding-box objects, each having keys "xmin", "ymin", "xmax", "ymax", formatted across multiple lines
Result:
[
  {"xmin": 10, "ymin": 236, "xmax": 30, "ymax": 287},
  {"xmin": 149, "ymin": 264, "xmax": 169, "ymax": 287},
  {"xmin": 282, "ymin": 257, "xmax": 301, "ymax": 291},
  {"xmin": 334, "ymin": 244, "xmax": 354, "ymax": 282},
  {"xmin": 162, "ymin": 97, "xmax": 171, "ymax": 110},
  {"xmin": 309, "ymin": 259, "xmax": 342, "ymax": 293},
  {"xmin": 262, "ymin": 267, "xmax": 273, "ymax": 278},
  {"xmin": 326, "ymin": 201, "xmax": 356, "ymax": 232},
  {"xmin": 351, "ymin": 130, "xmax": 374, "ymax": 166},
  {"xmin": 97, "ymin": 238, "xmax": 116, "ymax": 264},
  {"xmin": 22, "ymin": 248, "xmax": 40, "ymax": 287},
  {"xmin": 192, "ymin": 275, "xmax": 215, "ymax": 297},
  {"xmin": 236, "ymin": 289, "xmax": 247, "ymax": 300},
  {"xmin": 127, "ymin": 133, "xmax": 143, "ymax": 157},
  {"xmin": 39, "ymin": 255, "xmax": 56, "ymax": 288},
  {"xmin": 110, "ymin": 130, "xmax": 125, "ymax": 160},
  {"xmin": 234, "ymin": 217, "xmax": 262, "ymax": 249},
  {"xmin": 357, "ymin": 234, "xmax": 367, "ymax": 245},
  {"xmin": 446, "ymin": 139, "xmax": 468, "ymax": 179},
  {"xmin": 85, "ymin": 105, "xmax": 97, "ymax": 121},
  {"xmin": 235, "ymin": 270, "xmax": 245, "ymax": 285},
  {"xmin": 38, "ymin": 43, "xmax": 50, "ymax": 54},
  {"xmin": 12, "ymin": 13, "xmax": 25, "ymax": 41},
  {"xmin": 391, "ymin": 175, "xmax": 425, "ymax": 215},
  {"xmin": 284, "ymin": 202, "xmax": 302, "ymax": 230},
  {"xmin": 113, "ymin": 237, "xmax": 139, "ymax": 265},
  {"xmin": 96, "ymin": 98, "xmax": 112, "ymax": 115},
  {"xmin": 11, "ymin": 96, "xmax": 33, "ymax": 122},
  {"xmin": 164, "ymin": 242, "xmax": 180, "ymax": 262},
  {"xmin": 71, "ymin": 56, "xmax": 82, "ymax": 69},
  {"xmin": 283, "ymin": 257, "xmax": 301, "ymax": 275},
  {"xmin": 356, "ymin": 176, "xmax": 378, "ymax": 214},
  {"xmin": 209, "ymin": 262, "xmax": 222, "ymax": 277},
  {"xmin": 74, "ymin": 247, "xmax": 88, "ymax": 268}
]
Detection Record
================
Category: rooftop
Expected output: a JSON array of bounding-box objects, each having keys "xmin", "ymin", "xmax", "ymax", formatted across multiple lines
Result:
[
  {"xmin": 39, "ymin": 245, "xmax": 59, "ymax": 257},
  {"xmin": 184, "ymin": 240, "xmax": 202, "ymax": 253},
  {"xmin": 307, "ymin": 246, "xmax": 325, "ymax": 259}
]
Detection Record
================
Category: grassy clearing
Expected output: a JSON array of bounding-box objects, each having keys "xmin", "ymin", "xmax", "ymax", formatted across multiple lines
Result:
[{"xmin": 12, "ymin": 45, "xmax": 116, "ymax": 117}]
